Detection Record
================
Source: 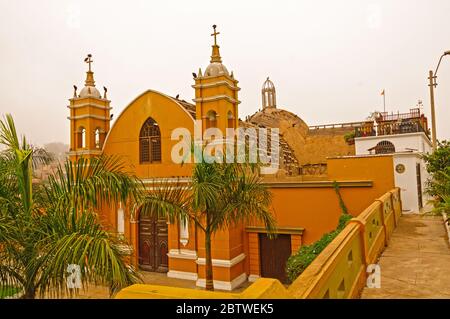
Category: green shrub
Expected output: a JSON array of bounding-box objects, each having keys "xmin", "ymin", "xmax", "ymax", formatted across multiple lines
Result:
[
  {"xmin": 423, "ymin": 140, "xmax": 450, "ymax": 214},
  {"xmin": 0, "ymin": 286, "xmax": 20, "ymax": 299},
  {"xmin": 286, "ymin": 214, "xmax": 352, "ymax": 282},
  {"xmin": 343, "ymin": 131, "xmax": 355, "ymax": 142}
]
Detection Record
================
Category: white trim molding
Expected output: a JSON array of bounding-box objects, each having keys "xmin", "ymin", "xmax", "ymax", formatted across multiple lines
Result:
[
  {"xmin": 167, "ymin": 249, "xmax": 198, "ymax": 260},
  {"xmin": 67, "ymin": 114, "xmax": 110, "ymax": 121},
  {"xmin": 196, "ymin": 253, "xmax": 246, "ymax": 268},
  {"xmin": 67, "ymin": 150, "xmax": 102, "ymax": 156},
  {"xmin": 192, "ymin": 81, "xmax": 240, "ymax": 91},
  {"xmin": 167, "ymin": 270, "xmax": 198, "ymax": 281},
  {"xmin": 248, "ymin": 274, "xmax": 260, "ymax": 282},
  {"xmin": 68, "ymin": 103, "xmax": 112, "ymax": 110},
  {"xmin": 142, "ymin": 177, "xmax": 192, "ymax": 184},
  {"xmin": 193, "ymin": 95, "xmax": 241, "ymax": 105},
  {"xmin": 196, "ymin": 273, "xmax": 247, "ymax": 291}
]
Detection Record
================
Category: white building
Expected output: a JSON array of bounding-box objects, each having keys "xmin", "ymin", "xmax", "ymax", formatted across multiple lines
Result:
[{"xmin": 353, "ymin": 109, "xmax": 432, "ymax": 213}]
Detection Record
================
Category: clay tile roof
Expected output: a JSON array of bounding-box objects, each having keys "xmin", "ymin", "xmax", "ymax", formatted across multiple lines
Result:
[{"xmin": 174, "ymin": 98, "xmax": 196, "ymax": 119}]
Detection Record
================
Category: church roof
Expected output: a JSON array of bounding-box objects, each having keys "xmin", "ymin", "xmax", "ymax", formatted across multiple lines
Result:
[
  {"xmin": 239, "ymin": 120, "xmax": 300, "ymax": 176},
  {"xmin": 173, "ymin": 98, "xmax": 196, "ymax": 119}
]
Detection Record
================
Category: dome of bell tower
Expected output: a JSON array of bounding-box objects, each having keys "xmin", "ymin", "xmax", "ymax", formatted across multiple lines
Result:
[{"xmin": 203, "ymin": 24, "xmax": 229, "ymax": 77}]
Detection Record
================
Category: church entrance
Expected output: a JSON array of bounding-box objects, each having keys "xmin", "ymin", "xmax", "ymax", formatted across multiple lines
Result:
[
  {"xmin": 259, "ymin": 234, "xmax": 292, "ymax": 284},
  {"xmin": 138, "ymin": 214, "xmax": 169, "ymax": 272}
]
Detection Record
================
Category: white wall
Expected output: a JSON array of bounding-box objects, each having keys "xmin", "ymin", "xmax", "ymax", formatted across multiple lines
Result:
[
  {"xmin": 355, "ymin": 132, "xmax": 431, "ymax": 213},
  {"xmin": 393, "ymin": 155, "xmax": 418, "ymax": 212},
  {"xmin": 393, "ymin": 153, "xmax": 430, "ymax": 212},
  {"xmin": 355, "ymin": 132, "xmax": 432, "ymax": 155}
]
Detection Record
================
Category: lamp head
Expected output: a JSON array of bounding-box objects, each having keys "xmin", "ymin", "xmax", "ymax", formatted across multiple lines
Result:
[{"xmin": 444, "ymin": 50, "xmax": 450, "ymax": 56}]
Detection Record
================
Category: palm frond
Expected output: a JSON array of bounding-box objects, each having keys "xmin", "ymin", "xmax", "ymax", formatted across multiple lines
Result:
[
  {"xmin": 139, "ymin": 179, "xmax": 191, "ymax": 224},
  {"xmin": 43, "ymin": 155, "xmax": 142, "ymax": 214},
  {"xmin": 36, "ymin": 207, "xmax": 140, "ymax": 298}
]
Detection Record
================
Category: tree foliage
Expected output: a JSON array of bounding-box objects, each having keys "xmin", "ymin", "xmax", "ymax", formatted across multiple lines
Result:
[
  {"xmin": 423, "ymin": 140, "xmax": 450, "ymax": 216},
  {"xmin": 0, "ymin": 114, "xmax": 141, "ymax": 298}
]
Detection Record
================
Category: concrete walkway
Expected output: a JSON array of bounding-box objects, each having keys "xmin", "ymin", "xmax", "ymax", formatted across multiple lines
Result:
[{"xmin": 361, "ymin": 214, "xmax": 450, "ymax": 299}]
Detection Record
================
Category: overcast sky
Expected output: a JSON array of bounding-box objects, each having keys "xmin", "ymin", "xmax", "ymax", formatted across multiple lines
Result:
[{"xmin": 1, "ymin": 0, "xmax": 449, "ymax": 145}]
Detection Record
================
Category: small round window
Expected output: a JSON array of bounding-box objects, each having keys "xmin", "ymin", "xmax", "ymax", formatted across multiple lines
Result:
[{"xmin": 395, "ymin": 164, "xmax": 405, "ymax": 174}]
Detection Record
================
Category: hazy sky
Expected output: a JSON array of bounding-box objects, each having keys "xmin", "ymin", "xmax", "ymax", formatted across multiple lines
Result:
[{"xmin": 1, "ymin": 0, "xmax": 449, "ymax": 145}]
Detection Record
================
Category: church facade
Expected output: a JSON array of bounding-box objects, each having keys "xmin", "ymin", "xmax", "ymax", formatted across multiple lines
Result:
[{"xmin": 67, "ymin": 26, "xmax": 401, "ymax": 290}]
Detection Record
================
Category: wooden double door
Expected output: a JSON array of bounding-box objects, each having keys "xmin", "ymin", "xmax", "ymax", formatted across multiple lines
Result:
[
  {"xmin": 259, "ymin": 234, "xmax": 292, "ymax": 284},
  {"xmin": 138, "ymin": 215, "xmax": 169, "ymax": 272}
]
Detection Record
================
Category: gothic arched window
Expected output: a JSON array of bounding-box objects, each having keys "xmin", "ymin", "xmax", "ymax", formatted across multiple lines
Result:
[
  {"xmin": 139, "ymin": 117, "xmax": 161, "ymax": 163},
  {"xmin": 375, "ymin": 140, "xmax": 395, "ymax": 154}
]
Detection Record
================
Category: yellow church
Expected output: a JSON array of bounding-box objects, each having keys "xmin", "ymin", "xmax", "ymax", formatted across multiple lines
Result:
[{"xmin": 66, "ymin": 26, "xmax": 404, "ymax": 290}]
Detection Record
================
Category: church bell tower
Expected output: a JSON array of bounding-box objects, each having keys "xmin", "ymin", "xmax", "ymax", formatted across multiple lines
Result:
[
  {"xmin": 193, "ymin": 25, "xmax": 240, "ymax": 134},
  {"xmin": 68, "ymin": 54, "xmax": 111, "ymax": 161},
  {"xmin": 262, "ymin": 77, "xmax": 276, "ymax": 109}
]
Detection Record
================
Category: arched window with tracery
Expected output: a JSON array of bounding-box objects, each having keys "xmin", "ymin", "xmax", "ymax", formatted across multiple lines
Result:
[
  {"xmin": 139, "ymin": 117, "xmax": 162, "ymax": 163},
  {"xmin": 205, "ymin": 110, "xmax": 217, "ymax": 129},
  {"xmin": 375, "ymin": 140, "xmax": 395, "ymax": 154}
]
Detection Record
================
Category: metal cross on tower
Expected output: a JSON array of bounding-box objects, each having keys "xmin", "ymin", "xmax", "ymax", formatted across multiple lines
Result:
[
  {"xmin": 84, "ymin": 54, "xmax": 93, "ymax": 72},
  {"xmin": 211, "ymin": 25, "xmax": 220, "ymax": 45}
]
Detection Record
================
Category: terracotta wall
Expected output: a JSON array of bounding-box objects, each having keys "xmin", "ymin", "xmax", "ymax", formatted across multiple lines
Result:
[
  {"xmin": 263, "ymin": 182, "xmax": 375, "ymax": 245},
  {"xmin": 327, "ymin": 155, "xmax": 395, "ymax": 214},
  {"xmin": 301, "ymin": 127, "xmax": 355, "ymax": 164}
]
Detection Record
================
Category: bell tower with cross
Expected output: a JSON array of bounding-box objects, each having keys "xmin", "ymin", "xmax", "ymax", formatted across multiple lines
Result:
[
  {"xmin": 193, "ymin": 25, "xmax": 240, "ymax": 134},
  {"xmin": 191, "ymin": 26, "xmax": 247, "ymax": 291},
  {"xmin": 68, "ymin": 54, "xmax": 112, "ymax": 161}
]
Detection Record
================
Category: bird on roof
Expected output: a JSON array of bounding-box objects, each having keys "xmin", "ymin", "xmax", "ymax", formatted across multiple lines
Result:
[
  {"xmin": 175, "ymin": 94, "xmax": 179, "ymax": 99},
  {"xmin": 192, "ymin": 72, "xmax": 197, "ymax": 78}
]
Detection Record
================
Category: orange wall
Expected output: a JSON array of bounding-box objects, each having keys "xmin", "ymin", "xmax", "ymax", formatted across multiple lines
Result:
[
  {"xmin": 254, "ymin": 156, "xmax": 394, "ymax": 245},
  {"xmin": 327, "ymin": 155, "xmax": 395, "ymax": 213},
  {"xmin": 265, "ymin": 184, "xmax": 376, "ymax": 245},
  {"xmin": 102, "ymin": 90, "xmax": 195, "ymax": 179}
]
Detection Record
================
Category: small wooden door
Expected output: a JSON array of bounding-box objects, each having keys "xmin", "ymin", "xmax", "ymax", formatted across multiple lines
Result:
[
  {"xmin": 416, "ymin": 163, "xmax": 423, "ymax": 209},
  {"xmin": 139, "ymin": 215, "xmax": 168, "ymax": 272},
  {"xmin": 259, "ymin": 234, "xmax": 292, "ymax": 284}
]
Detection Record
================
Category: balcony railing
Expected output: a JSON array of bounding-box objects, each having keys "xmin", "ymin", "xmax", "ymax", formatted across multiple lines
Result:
[
  {"xmin": 309, "ymin": 121, "xmax": 369, "ymax": 130},
  {"xmin": 355, "ymin": 119, "xmax": 430, "ymax": 138}
]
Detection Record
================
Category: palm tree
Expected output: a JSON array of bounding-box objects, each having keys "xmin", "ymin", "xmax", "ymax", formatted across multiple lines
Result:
[
  {"xmin": 0, "ymin": 114, "xmax": 141, "ymax": 298},
  {"xmin": 141, "ymin": 160, "xmax": 276, "ymax": 291}
]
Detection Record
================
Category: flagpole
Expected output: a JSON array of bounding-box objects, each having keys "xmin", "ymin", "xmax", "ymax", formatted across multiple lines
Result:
[{"xmin": 383, "ymin": 90, "xmax": 386, "ymax": 113}]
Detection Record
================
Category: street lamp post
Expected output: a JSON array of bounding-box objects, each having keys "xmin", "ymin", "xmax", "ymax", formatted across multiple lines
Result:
[{"xmin": 428, "ymin": 51, "xmax": 450, "ymax": 151}]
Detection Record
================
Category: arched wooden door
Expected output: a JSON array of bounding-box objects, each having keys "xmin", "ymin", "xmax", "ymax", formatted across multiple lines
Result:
[{"xmin": 138, "ymin": 214, "xmax": 168, "ymax": 272}]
